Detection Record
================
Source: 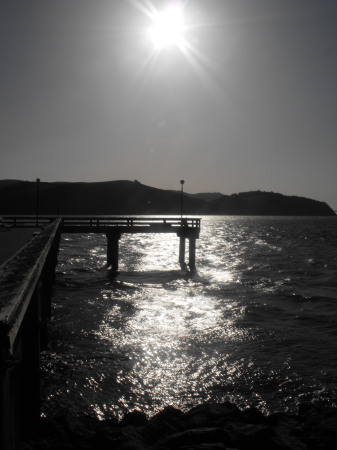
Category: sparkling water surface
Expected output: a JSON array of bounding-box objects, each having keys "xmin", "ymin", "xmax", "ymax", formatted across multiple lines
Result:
[{"xmin": 41, "ymin": 216, "xmax": 337, "ymax": 419}]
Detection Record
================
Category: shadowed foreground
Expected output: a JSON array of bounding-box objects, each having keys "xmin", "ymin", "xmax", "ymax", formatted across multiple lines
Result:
[{"xmin": 20, "ymin": 402, "xmax": 337, "ymax": 449}]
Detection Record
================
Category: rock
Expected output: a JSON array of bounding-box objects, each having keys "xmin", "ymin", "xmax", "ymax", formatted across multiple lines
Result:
[
  {"xmin": 34, "ymin": 416, "xmax": 72, "ymax": 449},
  {"xmin": 142, "ymin": 406, "xmax": 183, "ymax": 445},
  {"xmin": 94, "ymin": 425, "xmax": 144, "ymax": 450},
  {"xmin": 240, "ymin": 407, "xmax": 265, "ymax": 424},
  {"xmin": 119, "ymin": 440, "xmax": 152, "ymax": 450},
  {"xmin": 150, "ymin": 406, "xmax": 184, "ymax": 426},
  {"xmin": 180, "ymin": 445, "xmax": 227, "ymax": 450},
  {"xmin": 34, "ymin": 439, "xmax": 73, "ymax": 450},
  {"xmin": 18, "ymin": 443, "xmax": 34, "ymax": 450},
  {"xmin": 266, "ymin": 412, "xmax": 304, "ymax": 446},
  {"xmin": 60, "ymin": 414, "xmax": 98, "ymax": 442},
  {"xmin": 231, "ymin": 423, "xmax": 306, "ymax": 450},
  {"xmin": 156, "ymin": 427, "xmax": 227, "ymax": 449},
  {"xmin": 266, "ymin": 412, "xmax": 299, "ymax": 428},
  {"xmin": 120, "ymin": 410, "xmax": 148, "ymax": 427},
  {"xmin": 299, "ymin": 404, "xmax": 337, "ymax": 449},
  {"xmin": 18, "ymin": 403, "xmax": 337, "ymax": 450},
  {"xmin": 176, "ymin": 403, "xmax": 241, "ymax": 430}
]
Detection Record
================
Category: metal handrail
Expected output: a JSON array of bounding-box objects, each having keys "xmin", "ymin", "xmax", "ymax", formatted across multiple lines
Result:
[
  {"xmin": 1, "ymin": 216, "xmax": 201, "ymax": 229},
  {"xmin": 61, "ymin": 217, "xmax": 201, "ymax": 228}
]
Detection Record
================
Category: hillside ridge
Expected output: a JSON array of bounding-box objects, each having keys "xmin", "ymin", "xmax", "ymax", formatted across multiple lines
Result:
[{"xmin": 0, "ymin": 180, "xmax": 335, "ymax": 216}]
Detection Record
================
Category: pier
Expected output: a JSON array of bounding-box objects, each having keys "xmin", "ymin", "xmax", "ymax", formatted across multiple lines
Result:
[
  {"xmin": 0, "ymin": 216, "xmax": 200, "ymax": 449},
  {"xmin": 2, "ymin": 216, "xmax": 201, "ymax": 270}
]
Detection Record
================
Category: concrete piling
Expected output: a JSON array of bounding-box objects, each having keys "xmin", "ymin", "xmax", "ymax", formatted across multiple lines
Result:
[
  {"xmin": 106, "ymin": 231, "xmax": 121, "ymax": 272},
  {"xmin": 179, "ymin": 236, "xmax": 186, "ymax": 265},
  {"xmin": 189, "ymin": 237, "xmax": 196, "ymax": 270}
]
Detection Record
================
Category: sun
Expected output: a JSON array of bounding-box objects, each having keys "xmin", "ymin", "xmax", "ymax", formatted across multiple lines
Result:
[
  {"xmin": 130, "ymin": 0, "xmax": 215, "ymax": 92},
  {"xmin": 149, "ymin": 5, "xmax": 185, "ymax": 50}
]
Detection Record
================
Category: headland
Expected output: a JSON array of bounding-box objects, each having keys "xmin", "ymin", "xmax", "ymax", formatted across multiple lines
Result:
[{"xmin": 0, "ymin": 179, "xmax": 335, "ymax": 216}]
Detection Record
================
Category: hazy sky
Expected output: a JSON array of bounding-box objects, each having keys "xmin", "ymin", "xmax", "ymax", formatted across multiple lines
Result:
[{"xmin": 1, "ymin": 0, "xmax": 336, "ymax": 207}]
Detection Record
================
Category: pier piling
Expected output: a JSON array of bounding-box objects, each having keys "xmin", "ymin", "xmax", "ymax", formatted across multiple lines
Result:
[
  {"xmin": 189, "ymin": 237, "xmax": 196, "ymax": 270},
  {"xmin": 106, "ymin": 231, "xmax": 121, "ymax": 272},
  {"xmin": 179, "ymin": 236, "xmax": 186, "ymax": 266}
]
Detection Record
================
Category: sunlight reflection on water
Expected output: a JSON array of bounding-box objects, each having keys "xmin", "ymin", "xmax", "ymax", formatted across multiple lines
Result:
[{"xmin": 41, "ymin": 216, "xmax": 337, "ymax": 419}]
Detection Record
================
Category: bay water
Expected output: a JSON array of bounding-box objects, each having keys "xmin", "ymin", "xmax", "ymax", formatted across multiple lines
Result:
[{"xmin": 41, "ymin": 216, "xmax": 337, "ymax": 420}]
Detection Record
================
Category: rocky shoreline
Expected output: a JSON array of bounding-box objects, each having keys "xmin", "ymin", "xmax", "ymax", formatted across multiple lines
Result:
[{"xmin": 20, "ymin": 402, "xmax": 337, "ymax": 450}]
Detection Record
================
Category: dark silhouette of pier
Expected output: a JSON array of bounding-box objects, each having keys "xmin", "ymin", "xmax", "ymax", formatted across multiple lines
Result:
[{"xmin": 2, "ymin": 216, "xmax": 201, "ymax": 270}]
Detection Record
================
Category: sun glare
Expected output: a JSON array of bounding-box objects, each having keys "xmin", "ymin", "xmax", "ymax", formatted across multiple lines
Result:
[
  {"xmin": 129, "ymin": 0, "xmax": 216, "ymax": 94},
  {"xmin": 149, "ymin": 5, "xmax": 185, "ymax": 49}
]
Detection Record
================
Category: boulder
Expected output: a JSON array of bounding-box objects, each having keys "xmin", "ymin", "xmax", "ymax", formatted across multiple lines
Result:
[{"xmin": 156, "ymin": 427, "xmax": 227, "ymax": 449}]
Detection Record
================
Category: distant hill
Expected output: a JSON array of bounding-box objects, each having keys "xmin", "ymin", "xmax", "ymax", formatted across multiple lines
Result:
[
  {"xmin": 207, "ymin": 191, "xmax": 336, "ymax": 216},
  {"xmin": 187, "ymin": 192, "xmax": 224, "ymax": 202},
  {"xmin": 0, "ymin": 180, "xmax": 335, "ymax": 216}
]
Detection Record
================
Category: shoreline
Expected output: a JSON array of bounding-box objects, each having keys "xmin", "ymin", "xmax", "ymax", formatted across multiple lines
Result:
[{"xmin": 21, "ymin": 401, "xmax": 337, "ymax": 449}]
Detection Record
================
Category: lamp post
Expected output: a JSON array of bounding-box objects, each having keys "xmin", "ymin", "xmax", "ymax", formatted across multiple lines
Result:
[
  {"xmin": 180, "ymin": 179, "xmax": 185, "ymax": 220},
  {"xmin": 36, "ymin": 178, "xmax": 40, "ymax": 227}
]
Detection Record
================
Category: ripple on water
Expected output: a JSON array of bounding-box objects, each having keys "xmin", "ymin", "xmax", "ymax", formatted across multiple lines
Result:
[{"xmin": 41, "ymin": 217, "xmax": 337, "ymax": 419}]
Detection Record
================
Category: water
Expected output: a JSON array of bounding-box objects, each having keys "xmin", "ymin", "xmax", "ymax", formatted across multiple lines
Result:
[{"xmin": 41, "ymin": 216, "xmax": 337, "ymax": 420}]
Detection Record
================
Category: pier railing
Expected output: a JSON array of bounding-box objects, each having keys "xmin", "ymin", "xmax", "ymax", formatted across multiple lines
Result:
[
  {"xmin": 61, "ymin": 217, "xmax": 200, "ymax": 233},
  {"xmin": 1, "ymin": 216, "xmax": 56, "ymax": 228},
  {"xmin": 1, "ymin": 216, "xmax": 201, "ymax": 234}
]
